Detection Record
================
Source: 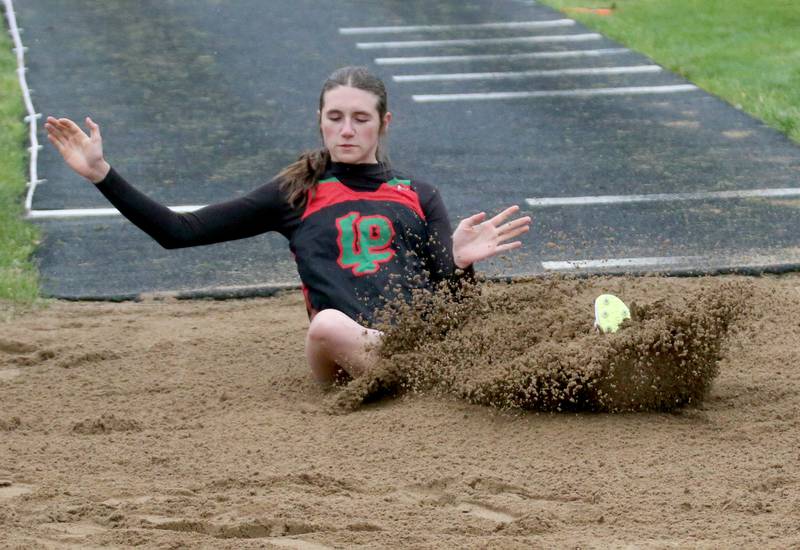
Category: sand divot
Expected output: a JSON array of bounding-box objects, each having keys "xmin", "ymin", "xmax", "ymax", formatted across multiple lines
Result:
[
  {"xmin": 0, "ymin": 483, "xmax": 34, "ymax": 500},
  {"xmin": 41, "ymin": 521, "xmax": 108, "ymax": 538},
  {"xmin": 56, "ymin": 349, "xmax": 121, "ymax": 369},
  {"xmin": 457, "ymin": 502, "xmax": 515, "ymax": 523},
  {"xmin": 467, "ymin": 476, "xmax": 591, "ymax": 507},
  {"xmin": 0, "ymin": 416, "xmax": 22, "ymax": 431},
  {"xmin": 9, "ymin": 348, "xmax": 57, "ymax": 367},
  {"xmin": 386, "ymin": 476, "xmax": 570, "ymax": 529},
  {"xmin": 140, "ymin": 514, "xmax": 328, "ymax": 540},
  {"xmin": 0, "ymin": 368, "xmax": 21, "ymax": 381},
  {"xmin": 102, "ymin": 495, "xmax": 155, "ymax": 508},
  {"xmin": 0, "ymin": 338, "xmax": 37, "ymax": 354},
  {"xmin": 72, "ymin": 414, "xmax": 143, "ymax": 435},
  {"xmin": 388, "ymin": 486, "xmax": 518, "ymax": 526},
  {"xmin": 265, "ymin": 538, "xmax": 336, "ymax": 550}
]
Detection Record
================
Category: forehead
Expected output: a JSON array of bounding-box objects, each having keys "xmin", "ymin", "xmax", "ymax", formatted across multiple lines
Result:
[{"xmin": 322, "ymin": 85, "xmax": 379, "ymax": 114}]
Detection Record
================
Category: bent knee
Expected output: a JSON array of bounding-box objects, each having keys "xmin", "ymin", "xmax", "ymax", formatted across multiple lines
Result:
[{"xmin": 306, "ymin": 309, "xmax": 350, "ymax": 346}]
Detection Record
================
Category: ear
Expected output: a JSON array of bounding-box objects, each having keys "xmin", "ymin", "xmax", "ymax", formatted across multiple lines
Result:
[{"xmin": 382, "ymin": 111, "xmax": 392, "ymax": 133}]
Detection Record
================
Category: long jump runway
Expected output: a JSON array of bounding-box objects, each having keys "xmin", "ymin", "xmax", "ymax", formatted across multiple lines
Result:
[{"xmin": 11, "ymin": 0, "xmax": 800, "ymax": 299}]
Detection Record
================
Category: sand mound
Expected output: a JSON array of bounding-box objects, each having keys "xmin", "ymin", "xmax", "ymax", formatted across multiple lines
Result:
[{"xmin": 334, "ymin": 277, "xmax": 751, "ymax": 413}]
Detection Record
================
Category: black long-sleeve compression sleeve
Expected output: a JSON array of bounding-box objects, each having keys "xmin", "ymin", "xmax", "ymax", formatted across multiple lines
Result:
[{"xmin": 95, "ymin": 167, "xmax": 296, "ymax": 249}]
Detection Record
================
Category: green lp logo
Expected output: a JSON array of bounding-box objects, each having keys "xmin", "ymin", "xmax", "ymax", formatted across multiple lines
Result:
[{"xmin": 336, "ymin": 212, "xmax": 396, "ymax": 275}]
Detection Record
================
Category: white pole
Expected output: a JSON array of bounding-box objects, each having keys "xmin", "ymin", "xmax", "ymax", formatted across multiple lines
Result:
[{"xmin": 2, "ymin": 0, "xmax": 42, "ymax": 213}]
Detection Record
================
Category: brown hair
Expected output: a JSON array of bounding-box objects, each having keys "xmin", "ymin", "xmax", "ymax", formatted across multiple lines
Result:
[{"xmin": 278, "ymin": 66, "xmax": 390, "ymax": 206}]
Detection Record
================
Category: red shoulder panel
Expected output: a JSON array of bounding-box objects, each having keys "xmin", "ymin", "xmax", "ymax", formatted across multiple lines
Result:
[{"xmin": 302, "ymin": 179, "xmax": 425, "ymax": 221}]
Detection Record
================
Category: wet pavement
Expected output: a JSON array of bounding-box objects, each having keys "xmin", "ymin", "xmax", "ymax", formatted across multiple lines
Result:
[{"xmin": 14, "ymin": 0, "xmax": 800, "ymax": 299}]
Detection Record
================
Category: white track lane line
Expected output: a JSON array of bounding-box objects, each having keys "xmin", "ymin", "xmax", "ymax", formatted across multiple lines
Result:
[
  {"xmin": 542, "ymin": 249, "xmax": 800, "ymax": 272},
  {"xmin": 340, "ymin": 19, "xmax": 575, "ymax": 34},
  {"xmin": 26, "ymin": 205, "xmax": 205, "ymax": 220},
  {"xmin": 357, "ymin": 33, "xmax": 602, "ymax": 50},
  {"xmin": 413, "ymin": 84, "xmax": 698, "ymax": 102},
  {"xmin": 375, "ymin": 48, "xmax": 630, "ymax": 65},
  {"xmin": 394, "ymin": 65, "xmax": 661, "ymax": 82},
  {"xmin": 542, "ymin": 256, "xmax": 699, "ymax": 270},
  {"xmin": 526, "ymin": 187, "xmax": 800, "ymax": 207}
]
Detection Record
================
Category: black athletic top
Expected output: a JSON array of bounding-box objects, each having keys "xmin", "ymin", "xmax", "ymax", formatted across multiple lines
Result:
[{"xmin": 95, "ymin": 161, "xmax": 471, "ymax": 326}]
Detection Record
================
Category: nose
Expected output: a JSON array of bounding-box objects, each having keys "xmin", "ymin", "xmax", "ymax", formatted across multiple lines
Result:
[{"xmin": 340, "ymin": 118, "xmax": 355, "ymax": 138}]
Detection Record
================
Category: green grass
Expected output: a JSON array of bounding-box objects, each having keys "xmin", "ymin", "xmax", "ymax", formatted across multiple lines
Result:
[
  {"xmin": 538, "ymin": 0, "xmax": 800, "ymax": 143},
  {"xmin": 0, "ymin": 26, "xmax": 40, "ymax": 304}
]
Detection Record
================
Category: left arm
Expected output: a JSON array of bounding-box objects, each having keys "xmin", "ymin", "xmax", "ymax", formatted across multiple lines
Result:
[
  {"xmin": 415, "ymin": 182, "xmax": 472, "ymax": 288},
  {"xmin": 417, "ymin": 182, "xmax": 531, "ymax": 286}
]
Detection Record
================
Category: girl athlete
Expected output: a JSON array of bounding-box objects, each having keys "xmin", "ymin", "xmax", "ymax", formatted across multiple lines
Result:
[{"xmin": 45, "ymin": 66, "xmax": 532, "ymax": 385}]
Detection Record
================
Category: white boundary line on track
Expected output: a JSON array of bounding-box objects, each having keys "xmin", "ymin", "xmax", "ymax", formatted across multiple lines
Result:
[
  {"xmin": 542, "ymin": 250, "xmax": 800, "ymax": 272},
  {"xmin": 413, "ymin": 84, "xmax": 698, "ymax": 102},
  {"xmin": 375, "ymin": 48, "xmax": 630, "ymax": 65},
  {"xmin": 340, "ymin": 19, "xmax": 576, "ymax": 34},
  {"xmin": 2, "ymin": 0, "xmax": 42, "ymax": 213},
  {"xmin": 526, "ymin": 187, "xmax": 800, "ymax": 207},
  {"xmin": 26, "ymin": 205, "xmax": 206, "ymax": 220},
  {"xmin": 542, "ymin": 256, "xmax": 699, "ymax": 271},
  {"xmin": 394, "ymin": 65, "xmax": 661, "ymax": 82},
  {"xmin": 357, "ymin": 33, "xmax": 602, "ymax": 50}
]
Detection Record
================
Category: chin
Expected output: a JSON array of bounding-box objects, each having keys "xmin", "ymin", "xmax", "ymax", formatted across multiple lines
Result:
[{"xmin": 335, "ymin": 151, "xmax": 370, "ymax": 164}]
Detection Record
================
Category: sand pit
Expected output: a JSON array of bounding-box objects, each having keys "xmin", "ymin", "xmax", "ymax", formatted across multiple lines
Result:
[{"xmin": 1, "ymin": 274, "xmax": 799, "ymax": 548}]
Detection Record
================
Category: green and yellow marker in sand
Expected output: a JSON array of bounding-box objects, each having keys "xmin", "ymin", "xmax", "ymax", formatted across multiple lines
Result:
[{"xmin": 594, "ymin": 294, "xmax": 631, "ymax": 333}]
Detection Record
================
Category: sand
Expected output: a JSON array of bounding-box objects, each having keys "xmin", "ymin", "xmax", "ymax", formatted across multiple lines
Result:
[{"xmin": 1, "ymin": 274, "xmax": 799, "ymax": 549}]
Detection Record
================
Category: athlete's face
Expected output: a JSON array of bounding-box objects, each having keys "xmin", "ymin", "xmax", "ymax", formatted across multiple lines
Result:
[{"xmin": 319, "ymin": 86, "xmax": 391, "ymax": 164}]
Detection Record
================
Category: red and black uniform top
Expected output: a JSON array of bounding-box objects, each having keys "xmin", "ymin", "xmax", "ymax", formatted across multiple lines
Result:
[{"xmin": 95, "ymin": 161, "xmax": 471, "ymax": 326}]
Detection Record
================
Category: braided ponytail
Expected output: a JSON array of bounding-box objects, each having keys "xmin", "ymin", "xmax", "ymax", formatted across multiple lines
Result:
[{"xmin": 277, "ymin": 148, "xmax": 331, "ymax": 207}]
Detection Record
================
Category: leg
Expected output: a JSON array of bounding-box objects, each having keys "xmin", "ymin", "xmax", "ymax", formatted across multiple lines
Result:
[{"xmin": 305, "ymin": 309, "xmax": 383, "ymax": 385}]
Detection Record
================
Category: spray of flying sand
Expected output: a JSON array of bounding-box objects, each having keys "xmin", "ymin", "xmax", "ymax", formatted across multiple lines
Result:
[{"xmin": 331, "ymin": 277, "xmax": 752, "ymax": 413}]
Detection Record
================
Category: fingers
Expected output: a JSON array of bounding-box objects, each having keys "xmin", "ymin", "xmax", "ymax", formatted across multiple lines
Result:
[
  {"xmin": 44, "ymin": 118, "xmax": 69, "ymax": 147},
  {"xmin": 45, "ymin": 116, "xmax": 64, "ymax": 135},
  {"xmin": 45, "ymin": 131, "xmax": 67, "ymax": 154},
  {"xmin": 488, "ymin": 204, "xmax": 520, "ymax": 226},
  {"xmin": 45, "ymin": 116, "xmax": 73, "ymax": 133},
  {"xmin": 46, "ymin": 115, "xmax": 97, "ymax": 158},
  {"xmin": 498, "ymin": 224, "xmax": 530, "ymax": 243},
  {"xmin": 59, "ymin": 117, "xmax": 87, "ymax": 137},
  {"xmin": 495, "ymin": 241, "xmax": 523, "ymax": 254},
  {"xmin": 45, "ymin": 116, "xmax": 88, "ymax": 139},
  {"xmin": 459, "ymin": 211, "xmax": 486, "ymax": 229},
  {"xmin": 86, "ymin": 117, "xmax": 101, "ymax": 142},
  {"xmin": 497, "ymin": 215, "xmax": 531, "ymax": 235}
]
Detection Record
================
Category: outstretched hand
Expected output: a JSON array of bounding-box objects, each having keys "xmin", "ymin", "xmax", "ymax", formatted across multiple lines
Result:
[
  {"xmin": 452, "ymin": 205, "xmax": 532, "ymax": 269},
  {"xmin": 44, "ymin": 116, "xmax": 110, "ymax": 183}
]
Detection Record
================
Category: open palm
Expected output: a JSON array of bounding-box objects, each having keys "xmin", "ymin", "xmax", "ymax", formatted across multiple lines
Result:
[
  {"xmin": 452, "ymin": 205, "xmax": 531, "ymax": 269},
  {"xmin": 45, "ymin": 116, "xmax": 110, "ymax": 183}
]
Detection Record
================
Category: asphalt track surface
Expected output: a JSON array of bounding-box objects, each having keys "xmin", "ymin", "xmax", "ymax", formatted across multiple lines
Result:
[{"xmin": 13, "ymin": 0, "xmax": 800, "ymax": 299}]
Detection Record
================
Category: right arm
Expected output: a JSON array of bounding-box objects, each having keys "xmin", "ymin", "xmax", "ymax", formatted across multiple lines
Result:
[{"xmin": 45, "ymin": 117, "xmax": 293, "ymax": 248}]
